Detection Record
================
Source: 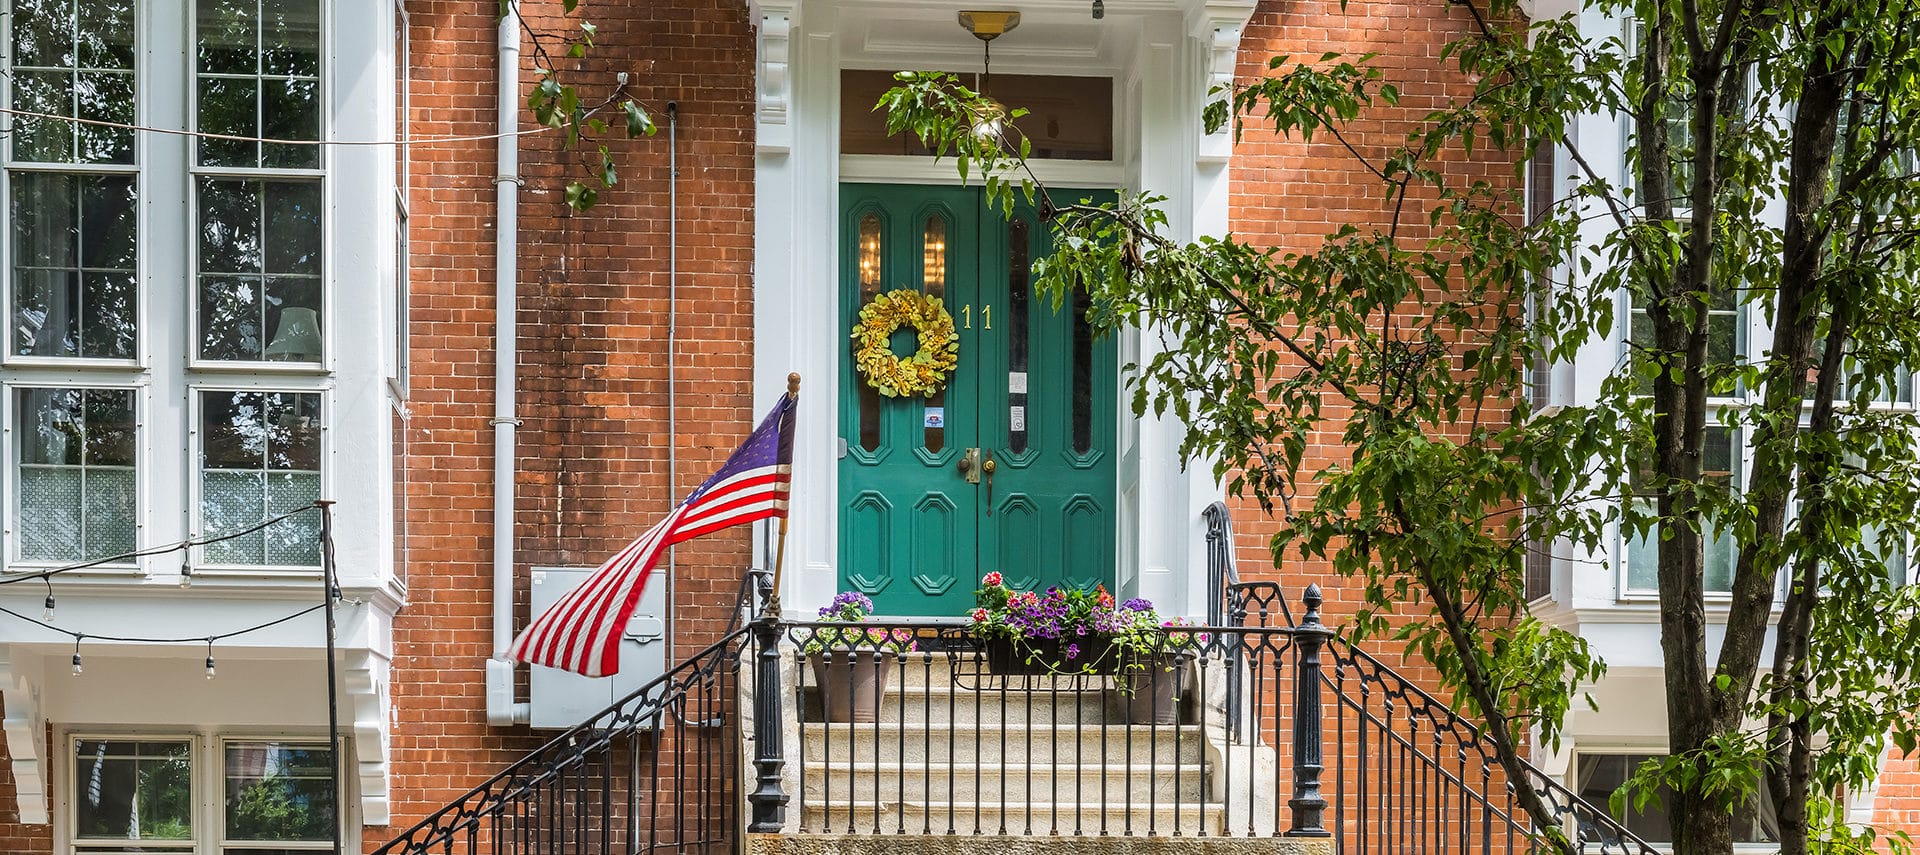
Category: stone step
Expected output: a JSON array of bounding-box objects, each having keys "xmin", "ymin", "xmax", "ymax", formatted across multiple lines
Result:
[
  {"xmin": 799, "ymin": 799, "xmax": 1228, "ymax": 837},
  {"xmin": 800, "ymin": 722, "xmax": 1209, "ymax": 763},
  {"xmin": 801, "ymin": 760, "xmax": 1210, "ymax": 801}
]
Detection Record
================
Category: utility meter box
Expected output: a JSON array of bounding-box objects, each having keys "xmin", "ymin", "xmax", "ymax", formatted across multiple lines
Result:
[{"xmin": 526, "ymin": 566, "xmax": 669, "ymax": 729}]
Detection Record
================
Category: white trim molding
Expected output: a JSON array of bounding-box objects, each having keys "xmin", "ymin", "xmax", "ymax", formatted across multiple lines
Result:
[
  {"xmin": 754, "ymin": 0, "xmax": 799, "ymax": 155},
  {"xmin": 1189, "ymin": 0, "xmax": 1258, "ymax": 165}
]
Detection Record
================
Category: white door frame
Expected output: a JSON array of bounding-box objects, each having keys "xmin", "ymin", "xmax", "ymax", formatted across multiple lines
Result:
[{"xmin": 749, "ymin": 0, "xmax": 1254, "ymax": 619}]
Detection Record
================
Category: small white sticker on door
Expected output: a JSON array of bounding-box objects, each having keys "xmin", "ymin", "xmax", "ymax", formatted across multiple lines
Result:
[
  {"xmin": 1008, "ymin": 372, "xmax": 1028, "ymax": 393},
  {"xmin": 924, "ymin": 408, "xmax": 945, "ymax": 429},
  {"xmin": 1009, "ymin": 406, "xmax": 1027, "ymax": 432}
]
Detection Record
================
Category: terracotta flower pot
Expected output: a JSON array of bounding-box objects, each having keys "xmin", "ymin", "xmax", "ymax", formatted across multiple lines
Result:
[
  {"xmin": 1121, "ymin": 652, "xmax": 1190, "ymax": 725},
  {"xmin": 810, "ymin": 650, "xmax": 892, "ymax": 723}
]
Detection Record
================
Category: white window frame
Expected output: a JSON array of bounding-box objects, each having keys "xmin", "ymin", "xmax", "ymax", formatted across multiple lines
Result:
[
  {"xmin": 60, "ymin": 730, "xmax": 344, "ymax": 855},
  {"xmin": 1617, "ymin": 423, "xmax": 1747, "ymax": 601},
  {"xmin": 387, "ymin": 0, "xmax": 409, "ymax": 398},
  {"xmin": 187, "ymin": 383, "xmax": 329, "ymax": 575},
  {"xmin": 185, "ymin": 0, "xmax": 332, "ymax": 373},
  {"xmin": 0, "ymin": 0, "xmax": 150, "ymax": 370},
  {"xmin": 2, "ymin": 379, "xmax": 148, "ymax": 574}
]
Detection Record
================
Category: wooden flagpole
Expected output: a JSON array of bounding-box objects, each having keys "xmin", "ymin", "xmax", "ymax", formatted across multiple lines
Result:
[{"xmin": 766, "ymin": 372, "xmax": 800, "ymax": 618}]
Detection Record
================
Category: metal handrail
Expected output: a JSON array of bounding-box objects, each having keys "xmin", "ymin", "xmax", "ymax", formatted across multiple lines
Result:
[
  {"xmin": 372, "ymin": 627, "xmax": 750, "ymax": 855},
  {"xmin": 375, "ymin": 581, "xmax": 1661, "ymax": 855}
]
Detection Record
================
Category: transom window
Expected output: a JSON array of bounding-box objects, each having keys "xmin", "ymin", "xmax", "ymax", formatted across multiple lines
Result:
[
  {"xmin": 8, "ymin": 0, "xmax": 136, "ymax": 165},
  {"xmin": 69, "ymin": 736, "xmax": 336, "ymax": 855}
]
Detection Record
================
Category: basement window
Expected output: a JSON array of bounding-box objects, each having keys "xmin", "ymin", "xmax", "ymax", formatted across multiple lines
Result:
[{"xmin": 1574, "ymin": 752, "xmax": 1779, "ymax": 846}]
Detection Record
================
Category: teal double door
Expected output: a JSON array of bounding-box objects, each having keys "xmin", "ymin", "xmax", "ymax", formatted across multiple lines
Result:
[{"xmin": 838, "ymin": 184, "xmax": 1117, "ymax": 616}]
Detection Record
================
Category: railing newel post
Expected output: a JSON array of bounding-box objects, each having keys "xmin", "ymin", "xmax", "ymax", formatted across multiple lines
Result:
[
  {"xmin": 1287, "ymin": 584, "xmax": 1331, "ymax": 838},
  {"xmin": 747, "ymin": 604, "xmax": 789, "ymax": 832}
]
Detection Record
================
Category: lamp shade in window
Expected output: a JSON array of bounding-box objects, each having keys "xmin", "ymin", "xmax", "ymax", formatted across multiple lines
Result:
[{"xmin": 265, "ymin": 307, "xmax": 322, "ymax": 362}]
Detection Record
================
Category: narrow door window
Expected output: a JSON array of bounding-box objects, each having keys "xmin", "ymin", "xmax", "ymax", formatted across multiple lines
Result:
[{"xmin": 1005, "ymin": 219, "xmax": 1030, "ymax": 454}]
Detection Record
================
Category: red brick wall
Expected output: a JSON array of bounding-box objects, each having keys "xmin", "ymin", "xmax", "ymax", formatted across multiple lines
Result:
[
  {"xmin": 1874, "ymin": 749, "xmax": 1920, "ymax": 839},
  {"xmin": 381, "ymin": 0, "xmax": 754, "ymax": 849},
  {"xmin": 1222, "ymin": 0, "xmax": 1512, "ymax": 667}
]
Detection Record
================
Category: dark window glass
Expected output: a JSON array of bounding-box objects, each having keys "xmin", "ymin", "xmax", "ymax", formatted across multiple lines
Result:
[
  {"xmin": 841, "ymin": 70, "xmax": 1114, "ymax": 160},
  {"xmin": 71, "ymin": 739, "xmax": 193, "ymax": 841},
  {"xmin": 195, "ymin": 0, "xmax": 322, "ymax": 168},
  {"xmin": 11, "ymin": 172, "xmax": 137, "ymax": 358},
  {"xmin": 1007, "ymin": 219, "xmax": 1030, "ymax": 455},
  {"xmin": 1575, "ymin": 752, "xmax": 1777, "ymax": 845},
  {"xmin": 922, "ymin": 215, "xmax": 947, "ymax": 453},
  {"xmin": 8, "ymin": 0, "xmax": 135, "ymax": 164},
  {"xmin": 16, "ymin": 387, "xmax": 135, "ymax": 562},
  {"xmin": 856, "ymin": 213, "xmax": 883, "ymax": 452},
  {"xmin": 200, "ymin": 390, "xmax": 322, "ymax": 566},
  {"xmin": 197, "ymin": 177, "xmax": 323, "ymax": 362},
  {"xmin": 1070, "ymin": 283, "xmax": 1093, "ymax": 455},
  {"xmin": 224, "ymin": 742, "xmax": 335, "ymax": 841}
]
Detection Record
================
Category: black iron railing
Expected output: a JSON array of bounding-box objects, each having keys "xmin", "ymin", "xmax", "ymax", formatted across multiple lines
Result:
[
  {"xmin": 377, "ymin": 570, "xmax": 1661, "ymax": 855},
  {"xmin": 371, "ymin": 629, "xmax": 749, "ymax": 855}
]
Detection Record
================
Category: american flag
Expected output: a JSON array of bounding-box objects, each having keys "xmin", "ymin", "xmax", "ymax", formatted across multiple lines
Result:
[{"xmin": 508, "ymin": 393, "xmax": 796, "ymax": 677}]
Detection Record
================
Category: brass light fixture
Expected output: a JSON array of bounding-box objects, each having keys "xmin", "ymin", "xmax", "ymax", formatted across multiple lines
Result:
[{"xmin": 957, "ymin": 11, "xmax": 1020, "ymax": 139}]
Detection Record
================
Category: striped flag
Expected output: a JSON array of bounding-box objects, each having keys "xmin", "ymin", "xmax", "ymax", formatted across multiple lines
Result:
[{"xmin": 508, "ymin": 393, "xmax": 796, "ymax": 676}]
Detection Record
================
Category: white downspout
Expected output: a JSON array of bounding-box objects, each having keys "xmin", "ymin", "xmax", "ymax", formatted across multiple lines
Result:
[{"xmin": 485, "ymin": 9, "xmax": 531, "ymax": 727}]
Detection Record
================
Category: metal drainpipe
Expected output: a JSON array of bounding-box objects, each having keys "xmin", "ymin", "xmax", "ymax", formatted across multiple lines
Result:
[
  {"xmin": 485, "ymin": 8, "xmax": 530, "ymax": 727},
  {"xmin": 665, "ymin": 102, "xmax": 679, "ymax": 667}
]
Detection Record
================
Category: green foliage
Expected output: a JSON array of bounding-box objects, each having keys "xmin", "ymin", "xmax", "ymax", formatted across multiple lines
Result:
[
  {"xmin": 881, "ymin": 0, "xmax": 1920, "ymax": 850},
  {"xmin": 501, "ymin": 1, "xmax": 658, "ymax": 212}
]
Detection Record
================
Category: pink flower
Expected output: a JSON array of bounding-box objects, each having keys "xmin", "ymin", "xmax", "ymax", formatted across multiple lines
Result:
[
  {"xmin": 970, "ymin": 608, "xmax": 989, "ymax": 622},
  {"xmin": 983, "ymin": 571, "xmax": 1004, "ymax": 587}
]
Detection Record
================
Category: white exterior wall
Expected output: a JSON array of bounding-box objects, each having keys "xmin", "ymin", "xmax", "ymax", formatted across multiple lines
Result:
[{"xmin": 0, "ymin": 0, "xmax": 402, "ymax": 828}]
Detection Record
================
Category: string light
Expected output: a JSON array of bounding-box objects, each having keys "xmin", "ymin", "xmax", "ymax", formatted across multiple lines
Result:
[
  {"xmin": 179, "ymin": 557, "xmax": 193, "ymax": 589},
  {"xmin": 42, "ymin": 577, "xmax": 55, "ymax": 623},
  {"xmin": 205, "ymin": 639, "xmax": 217, "ymax": 680},
  {"xmin": 71, "ymin": 636, "xmax": 83, "ymax": 676}
]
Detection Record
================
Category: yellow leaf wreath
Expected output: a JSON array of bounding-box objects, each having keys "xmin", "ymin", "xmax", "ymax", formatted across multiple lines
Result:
[{"xmin": 851, "ymin": 289, "xmax": 960, "ymax": 398}]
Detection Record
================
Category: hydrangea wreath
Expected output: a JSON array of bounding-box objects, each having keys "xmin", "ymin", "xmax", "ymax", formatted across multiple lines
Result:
[{"xmin": 851, "ymin": 289, "xmax": 960, "ymax": 398}]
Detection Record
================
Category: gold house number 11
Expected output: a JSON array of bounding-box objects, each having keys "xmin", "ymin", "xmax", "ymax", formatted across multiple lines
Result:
[{"xmin": 962, "ymin": 305, "xmax": 992, "ymax": 330}]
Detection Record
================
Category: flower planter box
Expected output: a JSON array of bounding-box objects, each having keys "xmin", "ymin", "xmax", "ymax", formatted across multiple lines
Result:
[
  {"xmin": 810, "ymin": 651, "xmax": 893, "ymax": 723},
  {"xmin": 1119, "ymin": 652, "xmax": 1193, "ymax": 725},
  {"xmin": 980, "ymin": 636, "xmax": 1121, "ymax": 675}
]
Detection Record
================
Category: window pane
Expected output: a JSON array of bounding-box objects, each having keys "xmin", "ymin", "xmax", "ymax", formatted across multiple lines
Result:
[
  {"xmin": 200, "ymin": 391, "xmax": 321, "ymax": 566},
  {"xmin": 198, "ymin": 179, "xmax": 323, "ymax": 362},
  {"xmin": 8, "ymin": 0, "xmax": 135, "ymax": 163},
  {"xmin": 15, "ymin": 388, "xmax": 136, "ymax": 563},
  {"xmin": 11, "ymin": 172, "xmax": 138, "ymax": 359},
  {"xmin": 1626, "ymin": 427, "xmax": 1739, "ymax": 592},
  {"xmin": 1576, "ymin": 752, "xmax": 1777, "ymax": 845},
  {"xmin": 1007, "ymin": 218, "xmax": 1031, "ymax": 455},
  {"xmin": 1070, "ymin": 286, "xmax": 1093, "ymax": 455},
  {"xmin": 71, "ymin": 739, "xmax": 193, "ymax": 841},
  {"xmin": 855, "ymin": 213, "xmax": 882, "ymax": 453},
  {"xmin": 196, "ymin": 0, "xmax": 321, "ymax": 168},
  {"xmin": 225, "ymin": 743, "xmax": 334, "ymax": 841},
  {"xmin": 922, "ymin": 216, "xmax": 946, "ymax": 453}
]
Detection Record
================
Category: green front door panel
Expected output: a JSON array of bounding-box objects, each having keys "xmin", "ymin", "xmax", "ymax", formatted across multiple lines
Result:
[{"xmin": 838, "ymin": 184, "xmax": 1116, "ymax": 616}]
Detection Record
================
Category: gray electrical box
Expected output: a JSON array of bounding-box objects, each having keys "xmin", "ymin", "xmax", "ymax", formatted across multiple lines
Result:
[{"xmin": 527, "ymin": 565, "xmax": 669, "ymax": 729}]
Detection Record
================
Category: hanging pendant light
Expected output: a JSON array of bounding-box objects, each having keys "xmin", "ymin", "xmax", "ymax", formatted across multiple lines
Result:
[{"xmin": 958, "ymin": 11, "xmax": 1020, "ymax": 141}]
